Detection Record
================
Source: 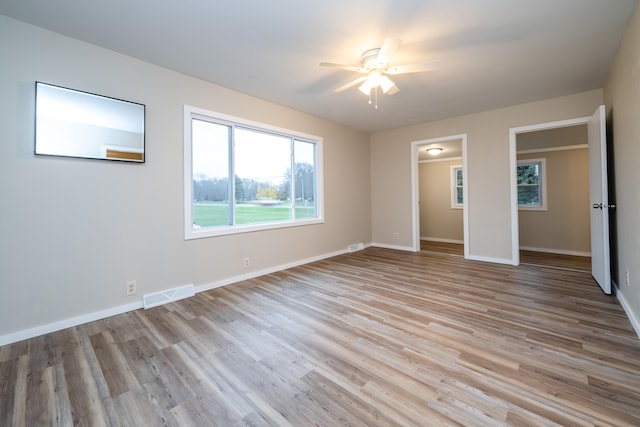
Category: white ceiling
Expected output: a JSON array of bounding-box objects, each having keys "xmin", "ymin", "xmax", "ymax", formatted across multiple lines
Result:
[
  {"xmin": 1, "ymin": 0, "xmax": 635, "ymax": 133},
  {"xmin": 418, "ymin": 140, "xmax": 463, "ymax": 162}
]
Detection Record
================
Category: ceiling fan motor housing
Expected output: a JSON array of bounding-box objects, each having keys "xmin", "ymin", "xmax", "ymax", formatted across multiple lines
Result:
[{"xmin": 361, "ymin": 48, "xmax": 383, "ymax": 70}]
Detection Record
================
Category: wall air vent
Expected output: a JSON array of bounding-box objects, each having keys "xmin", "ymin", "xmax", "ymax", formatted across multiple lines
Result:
[
  {"xmin": 143, "ymin": 284, "xmax": 195, "ymax": 309},
  {"xmin": 348, "ymin": 243, "xmax": 365, "ymax": 252}
]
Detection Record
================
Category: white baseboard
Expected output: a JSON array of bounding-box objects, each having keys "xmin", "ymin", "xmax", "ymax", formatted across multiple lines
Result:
[
  {"xmin": 370, "ymin": 242, "xmax": 416, "ymax": 252},
  {"xmin": 195, "ymin": 247, "xmax": 353, "ymax": 294},
  {"xmin": 466, "ymin": 254, "xmax": 518, "ymax": 266},
  {"xmin": 614, "ymin": 283, "xmax": 640, "ymax": 338},
  {"xmin": 0, "ymin": 301, "xmax": 143, "ymax": 346},
  {"xmin": 519, "ymin": 246, "xmax": 591, "ymax": 257},
  {"xmin": 421, "ymin": 237, "xmax": 464, "ymax": 244},
  {"xmin": 0, "ymin": 245, "xmax": 364, "ymax": 346},
  {"xmin": 5, "ymin": 242, "xmax": 629, "ymax": 347}
]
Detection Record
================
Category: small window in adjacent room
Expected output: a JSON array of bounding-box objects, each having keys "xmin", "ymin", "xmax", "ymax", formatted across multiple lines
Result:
[
  {"xmin": 517, "ymin": 158, "xmax": 547, "ymax": 210},
  {"xmin": 184, "ymin": 105, "xmax": 324, "ymax": 239},
  {"xmin": 450, "ymin": 165, "xmax": 463, "ymax": 209}
]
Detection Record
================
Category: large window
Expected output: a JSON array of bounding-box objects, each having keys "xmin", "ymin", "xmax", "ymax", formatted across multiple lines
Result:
[
  {"xmin": 517, "ymin": 158, "xmax": 546, "ymax": 210},
  {"xmin": 184, "ymin": 105, "xmax": 323, "ymax": 239}
]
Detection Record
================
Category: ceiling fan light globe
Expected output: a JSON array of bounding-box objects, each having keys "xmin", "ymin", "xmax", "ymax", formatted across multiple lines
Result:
[
  {"xmin": 380, "ymin": 75, "xmax": 394, "ymax": 93},
  {"xmin": 368, "ymin": 70, "xmax": 382, "ymax": 88},
  {"xmin": 359, "ymin": 80, "xmax": 372, "ymax": 95}
]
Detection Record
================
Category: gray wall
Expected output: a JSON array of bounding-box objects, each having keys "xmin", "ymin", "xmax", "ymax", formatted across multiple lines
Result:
[
  {"xmin": 517, "ymin": 148, "xmax": 590, "ymax": 255},
  {"xmin": 603, "ymin": 3, "xmax": 640, "ymax": 333},
  {"xmin": 3, "ymin": 3, "xmax": 639, "ymax": 342},
  {"xmin": 0, "ymin": 17, "xmax": 371, "ymax": 342},
  {"xmin": 419, "ymin": 159, "xmax": 464, "ymax": 243},
  {"xmin": 371, "ymin": 90, "xmax": 602, "ymax": 263}
]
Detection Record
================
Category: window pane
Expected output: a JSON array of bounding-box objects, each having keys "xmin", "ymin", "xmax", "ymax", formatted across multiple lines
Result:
[
  {"xmin": 235, "ymin": 128, "xmax": 291, "ymax": 224},
  {"xmin": 192, "ymin": 119, "xmax": 231, "ymax": 228},
  {"xmin": 517, "ymin": 164, "xmax": 539, "ymax": 184},
  {"xmin": 517, "ymin": 160, "xmax": 544, "ymax": 208},
  {"xmin": 451, "ymin": 166, "xmax": 463, "ymax": 207},
  {"xmin": 185, "ymin": 105, "xmax": 324, "ymax": 239},
  {"xmin": 518, "ymin": 185, "xmax": 540, "ymax": 205},
  {"xmin": 294, "ymin": 140, "xmax": 316, "ymax": 219}
]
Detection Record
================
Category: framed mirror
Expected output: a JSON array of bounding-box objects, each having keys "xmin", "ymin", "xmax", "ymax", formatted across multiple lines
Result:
[{"xmin": 35, "ymin": 82, "xmax": 145, "ymax": 162}]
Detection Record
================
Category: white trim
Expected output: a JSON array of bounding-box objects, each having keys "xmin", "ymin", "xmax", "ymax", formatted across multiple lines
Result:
[
  {"xmin": 3, "ymin": 243, "xmax": 633, "ymax": 345},
  {"xmin": 509, "ymin": 117, "xmax": 590, "ymax": 266},
  {"xmin": 518, "ymin": 144, "xmax": 587, "ymax": 155},
  {"xmin": 421, "ymin": 237, "xmax": 464, "ymax": 244},
  {"xmin": 615, "ymin": 284, "xmax": 640, "ymax": 338},
  {"xmin": 194, "ymin": 246, "xmax": 357, "ymax": 293},
  {"xmin": 450, "ymin": 165, "xmax": 463, "ymax": 209},
  {"xmin": 516, "ymin": 158, "xmax": 547, "ymax": 211},
  {"xmin": 183, "ymin": 104, "xmax": 324, "ymax": 240},
  {"xmin": 0, "ymin": 301, "xmax": 143, "ymax": 346},
  {"xmin": 0, "ymin": 245, "xmax": 366, "ymax": 346},
  {"xmin": 466, "ymin": 254, "xmax": 516, "ymax": 265},
  {"xmin": 370, "ymin": 242, "xmax": 415, "ymax": 252},
  {"xmin": 419, "ymin": 156, "xmax": 462, "ymax": 164},
  {"xmin": 411, "ymin": 134, "xmax": 469, "ymax": 259},
  {"xmin": 519, "ymin": 246, "xmax": 591, "ymax": 257}
]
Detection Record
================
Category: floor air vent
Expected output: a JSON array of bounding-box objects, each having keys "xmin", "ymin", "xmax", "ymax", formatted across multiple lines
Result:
[{"xmin": 143, "ymin": 284, "xmax": 195, "ymax": 309}]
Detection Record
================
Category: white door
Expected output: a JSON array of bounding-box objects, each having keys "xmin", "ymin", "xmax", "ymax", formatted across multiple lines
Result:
[{"xmin": 588, "ymin": 105, "xmax": 611, "ymax": 294}]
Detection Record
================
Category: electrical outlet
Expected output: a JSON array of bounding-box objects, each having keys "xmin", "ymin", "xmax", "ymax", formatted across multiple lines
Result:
[
  {"xmin": 393, "ymin": 232, "xmax": 399, "ymax": 240},
  {"xmin": 625, "ymin": 269, "xmax": 630, "ymax": 287},
  {"xmin": 243, "ymin": 257, "xmax": 250, "ymax": 268},
  {"xmin": 126, "ymin": 280, "xmax": 137, "ymax": 296}
]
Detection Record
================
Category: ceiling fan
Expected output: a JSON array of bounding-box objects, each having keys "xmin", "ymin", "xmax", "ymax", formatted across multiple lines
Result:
[{"xmin": 320, "ymin": 37, "xmax": 438, "ymax": 108}]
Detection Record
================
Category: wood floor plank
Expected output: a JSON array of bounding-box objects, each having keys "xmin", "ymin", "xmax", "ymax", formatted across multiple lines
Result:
[
  {"xmin": 10, "ymin": 354, "xmax": 28, "ymax": 427},
  {"xmin": 1, "ymin": 247, "xmax": 639, "ymax": 425},
  {"xmin": 0, "ymin": 358, "xmax": 18, "ymax": 426},
  {"xmin": 25, "ymin": 365, "xmax": 73, "ymax": 426},
  {"xmin": 61, "ymin": 344, "xmax": 109, "ymax": 427},
  {"xmin": 89, "ymin": 331, "xmax": 139, "ymax": 398}
]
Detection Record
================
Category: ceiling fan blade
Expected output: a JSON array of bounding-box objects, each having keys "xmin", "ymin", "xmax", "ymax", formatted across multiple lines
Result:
[
  {"xmin": 386, "ymin": 60, "xmax": 439, "ymax": 75},
  {"xmin": 376, "ymin": 37, "xmax": 401, "ymax": 66},
  {"xmin": 319, "ymin": 62, "xmax": 366, "ymax": 73},
  {"xmin": 334, "ymin": 76, "xmax": 368, "ymax": 92}
]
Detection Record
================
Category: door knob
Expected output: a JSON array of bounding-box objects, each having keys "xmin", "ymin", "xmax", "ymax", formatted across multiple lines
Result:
[{"xmin": 593, "ymin": 203, "xmax": 602, "ymax": 209}]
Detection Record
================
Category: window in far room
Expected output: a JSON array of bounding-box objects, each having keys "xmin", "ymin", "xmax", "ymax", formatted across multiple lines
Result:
[
  {"xmin": 184, "ymin": 105, "xmax": 324, "ymax": 239},
  {"xmin": 450, "ymin": 165, "xmax": 463, "ymax": 209},
  {"xmin": 517, "ymin": 158, "xmax": 547, "ymax": 210}
]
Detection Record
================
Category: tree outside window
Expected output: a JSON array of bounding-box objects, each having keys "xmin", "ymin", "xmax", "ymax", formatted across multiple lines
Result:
[
  {"xmin": 184, "ymin": 105, "xmax": 323, "ymax": 239},
  {"xmin": 517, "ymin": 159, "xmax": 546, "ymax": 210}
]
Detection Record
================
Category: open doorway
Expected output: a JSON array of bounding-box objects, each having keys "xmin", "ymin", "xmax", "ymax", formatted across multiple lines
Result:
[
  {"xmin": 510, "ymin": 107, "xmax": 613, "ymax": 293},
  {"xmin": 515, "ymin": 125, "xmax": 592, "ymax": 272},
  {"xmin": 411, "ymin": 134, "xmax": 469, "ymax": 257}
]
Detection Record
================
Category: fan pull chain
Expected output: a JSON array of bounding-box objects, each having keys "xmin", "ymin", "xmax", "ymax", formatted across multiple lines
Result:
[{"xmin": 366, "ymin": 87, "xmax": 380, "ymax": 109}]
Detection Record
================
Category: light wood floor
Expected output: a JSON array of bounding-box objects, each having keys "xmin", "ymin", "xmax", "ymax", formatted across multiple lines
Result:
[
  {"xmin": 421, "ymin": 240, "xmax": 592, "ymax": 272},
  {"xmin": 1, "ymin": 247, "xmax": 639, "ymax": 426}
]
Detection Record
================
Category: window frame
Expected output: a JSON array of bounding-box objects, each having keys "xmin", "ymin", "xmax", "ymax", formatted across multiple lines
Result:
[
  {"xmin": 517, "ymin": 158, "xmax": 547, "ymax": 211},
  {"xmin": 183, "ymin": 105, "xmax": 324, "ymax": 240},
  {"xmin": 450, "ymin": 165, "xmax": 464, "ymax": 209}
]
